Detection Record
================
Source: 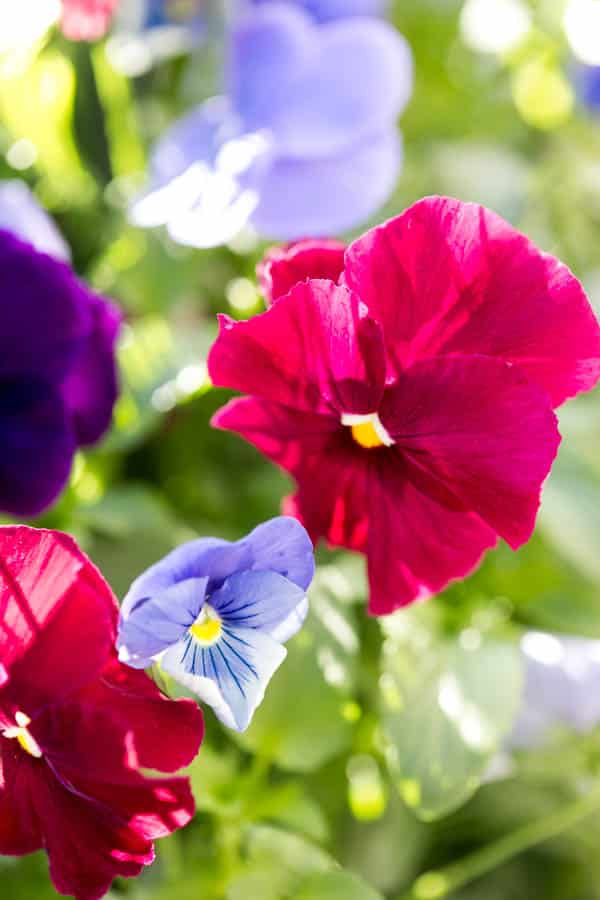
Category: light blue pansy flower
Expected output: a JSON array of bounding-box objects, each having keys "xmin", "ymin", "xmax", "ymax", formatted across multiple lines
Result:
[
  {"xmin": 129, "ymin": 1, "xmax": 413, "ymax": 246},
  {"xmin": 0, "ymin": 180, "xmax": 70, "ymax": 262},
  {"xmin": 247, "ymin": 0, "xmax": 387, "ymax": 23},
  {"xmin": 117, "ymin": 517, "xmax": 315, "ymax": 732}
]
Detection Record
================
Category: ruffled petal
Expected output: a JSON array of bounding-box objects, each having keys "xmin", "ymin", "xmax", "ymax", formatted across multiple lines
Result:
[
  {"xmin": 211, "ymin": 569, "xmax": 307, "ymax": 640},
  {"xmin": 129, "ymin": 98, "xmax": 241, "ymax": 228},
  {"xmin": 0, "ymin": 180, "xmax": 70, "ymax": 261},
  {"xmin": 0, "ymin": 378, "xmax": 75, "ymax": 517},
  {"xmin": 162, "ymin": 626, "xmax": 286, "ymax": 731},
  {"xmin": 129, "ymin": 98, "xmax": 269, "ymax": 248},
  {"xmin": 257, "ymin": 239, "xmax": 346, "ymax": 306},
  {"xmin": 211, "ymin": 396, "xmax": 368, "ymax": 549},
  {"xmin": 245, "ymin": 516, "xmax": 315, "ymax": 591},
  {"xmin": 366, "ymin": 455, "xmax": 498, "ymax": 614},
  {"xmin": 208, "ymin": 279, "xmax": 386, "ymax": 415},
  {"xmin": 343, "ymin": 196, "xmax": 600, "ymax": 404},
  {"xmin": 35, "ymin": 766, "xmax": 159, "ymax": 899},
  {"xmin": 0, "ymin": 748, "xmax": 41, "ymax": 855},
  {"xmin": 117, "ymin": 577, "xmax": 208, "ymax": 668},
  {"xmin": 250, "ymin": 129, "xmax": 402, "ymax": 239},
  {"xmin": 61, "ymin": 293, "xmax": 121, "ymax": 446},
  {"xmin": 0, "ymin": 527, "xmax": 117, "ymax": 710},
  {"xmin": 38, "ymin": 658, "xmax": 204, "ymax": 778},
  {"xmin": 230, "ymin": 4, "xmax": 411, "ymax": 157},
  {"xmin": 121, "ymin": 537, "xmax": 251, "ymax": 614},
  {"xmin": 0, "ymin": 232, "xmax": 90, "ymax": 384},
  {"xmin": 379, "ymin": 354, "xmax": 561, "ymax": 549}
]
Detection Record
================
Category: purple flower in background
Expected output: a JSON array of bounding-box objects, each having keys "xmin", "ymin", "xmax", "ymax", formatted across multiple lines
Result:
[
  {"xmin": 0, "ymin": 191, "xmax": 121, "ymax": 516},
  {"xmin": 117, "ymin": 517, "xmax": 315, "ymax": 731},
  {"xmin": 129, "ymin": 2, "xmax": 412, "ymax": 246},
  {"xmin": 248, "ymin": 0, "xmax": 387, "ymax": 22},
  {"xmin": 508, "ymin": 631, "xmax": 600, "ymax": 749},
  {"xmin": 574, "ymin": 63, "xmax": 600, "ymax": 111}
]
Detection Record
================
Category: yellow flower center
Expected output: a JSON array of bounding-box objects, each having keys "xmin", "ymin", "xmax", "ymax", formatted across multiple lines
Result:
[
  {"xmin": 351, "ymin": 420, "xmax": 385, "ymax": 449},
  {"xmin": 3, "ymin": 711, "xmax": 42, "ymax": 758},
  {"xmin": 189, "ymin": 604, "xmax": 222, "ymax": 646},
  {"xmin": 341, "ymin": 413, "xmax": 394, "ymax": 450}
]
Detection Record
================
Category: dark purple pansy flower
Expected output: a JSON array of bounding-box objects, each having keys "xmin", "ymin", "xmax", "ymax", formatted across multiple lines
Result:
[{"xmin": 0, "ymin": 230, "xmax": 121, "ymax": 516}]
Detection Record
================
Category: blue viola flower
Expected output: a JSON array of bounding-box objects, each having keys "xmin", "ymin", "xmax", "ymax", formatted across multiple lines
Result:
[
  {"xmin": 248, "ymin": 0, "xmax": 387, "ymax": 22},
  {"xmin": 129, "ymin": 1, "xmax": 413, "ymax": 246},
  {"xmin": 117, "ymin": 517, "xmax": 315, "ymax": 732}
]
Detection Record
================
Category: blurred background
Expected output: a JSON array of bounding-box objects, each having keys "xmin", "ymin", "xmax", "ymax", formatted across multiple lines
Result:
[{"xmin": 4, "ymin": 1, "xmax": 600, "ymax": 898}]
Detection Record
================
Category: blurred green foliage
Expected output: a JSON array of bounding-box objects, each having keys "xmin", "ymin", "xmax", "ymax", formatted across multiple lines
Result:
[{"xmin": 4, "ymin": 0, "xmax": 600, "ymax": 898}]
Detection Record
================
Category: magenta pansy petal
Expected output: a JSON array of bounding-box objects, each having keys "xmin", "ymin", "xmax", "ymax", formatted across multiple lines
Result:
[
  {"xmin": 0, "ymin": 527, "xmax": 113, "ymax": 685},
  {"xmin": 208, "ymin": 279, "xmax": 386, "ymax": 415},
  {"xmin": 367, "ymin": 459, "xmax": 498, "ymax": 614},
  {"xmin": 379, "ymin": 355, "xmax": 561, "ymax": 548},
  {"xmin": 343, "ymin": 196, "xmax": 600, "ymax": 403},
  {"xmin": 257, "ymin": 238, "xmax": 346, "ymax": 305},
  {"xmin": 0, "ymin": 750, "xmax": 41, "ymax": 855},
  {"xmin": 212, "ymin": 397, "xmax": 370, "ymax": 551}
]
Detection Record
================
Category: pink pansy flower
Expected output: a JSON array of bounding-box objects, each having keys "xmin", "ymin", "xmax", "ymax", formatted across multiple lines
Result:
[
  {"xmin": 60, "ymin": 0, "xmax": 119, "ymax": 41},
  {"xmin": 0, "ymin": 526, "xmax": 204, "ymax": 900},
  {"xmin": 208, "ymin": 196, "xmax": 600, "ymax": 614}
]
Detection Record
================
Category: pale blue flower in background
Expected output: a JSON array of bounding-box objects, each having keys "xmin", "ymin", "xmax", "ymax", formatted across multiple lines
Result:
[
  {"xmin": 117, "ymin": 517, "xmax": 315, "ymax": 732},
  {"xmin": 574, "ymin": 63, "xmax": 600, "ymax": 112},
  {"xmin": 0, "ymin": 181, "xmax": 70, "ymax": 262},
  {"xmin": 508, "ymin": 631, "xmax": 600, "ymax": 749},
  {"xmin": 129, "ymin": 1, "xmax": 412, "ymax": 246},
  {"xmin": 247, "ymin": 0, "xmax": 387, "ymax": 22}
]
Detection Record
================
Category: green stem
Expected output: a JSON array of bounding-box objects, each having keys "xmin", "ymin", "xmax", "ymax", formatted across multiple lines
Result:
[{"xmin": 399, "ymin": 782, "xmax": 600, "ymax": 900}]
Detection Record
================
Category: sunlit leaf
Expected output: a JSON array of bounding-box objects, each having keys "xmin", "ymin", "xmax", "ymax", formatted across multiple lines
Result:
[{"xmin": 381, "ymin": 616, "xmax": 523, "ymax": 820}]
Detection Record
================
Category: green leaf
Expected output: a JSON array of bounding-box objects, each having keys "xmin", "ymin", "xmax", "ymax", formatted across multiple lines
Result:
[
  {"xmin": 381, "ymin": 618, "xmax": 523, "ymax": 820},
  {"xmin": 293, "ymin": 870, "xmax": 383, "ymax": 900},
  {"xmin": 237, "ymin": 630, "xmax": 353, "ymax": 773},
  {"xmin": 226, "ymin": 827, "xmax": 382, "ymax": 900},
  {"xmin": 539, "ymin": 468, "xmax": 600, "ymax": 585}
]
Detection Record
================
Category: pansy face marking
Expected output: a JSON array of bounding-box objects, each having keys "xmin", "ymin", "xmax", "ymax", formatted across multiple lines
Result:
[
  {"xmin": 2, "ymin": 711, "xmax": 42, "ymax": 758},
  {"xmin": 188, "ymin": 603, "xmax": 222, "ymax": 645},
  {"xmin": 117, "ymin": 517, "xmax": 315, "ymax": 732},
  {"xmin": 341, "ymin": 412, "xmax": 394, "ymax": 449}
]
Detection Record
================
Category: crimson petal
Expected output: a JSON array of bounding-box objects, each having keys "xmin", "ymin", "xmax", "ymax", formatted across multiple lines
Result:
[
  {"xmin": 208, "ymin": 279, "xmax": 386, "ymax": 416},
  {"xmin": 379, "ymin": 354, "xmax": 561, "ymax": 549},
  {"xmin": 343, "ymin": 196, "xmax": 600, "ymax": 404}
]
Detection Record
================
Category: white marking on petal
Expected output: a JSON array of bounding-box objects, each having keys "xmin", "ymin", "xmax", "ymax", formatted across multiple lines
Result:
[{"xmin": 341, "ymin": 412, "xmax": 394, "ymax": 446}]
